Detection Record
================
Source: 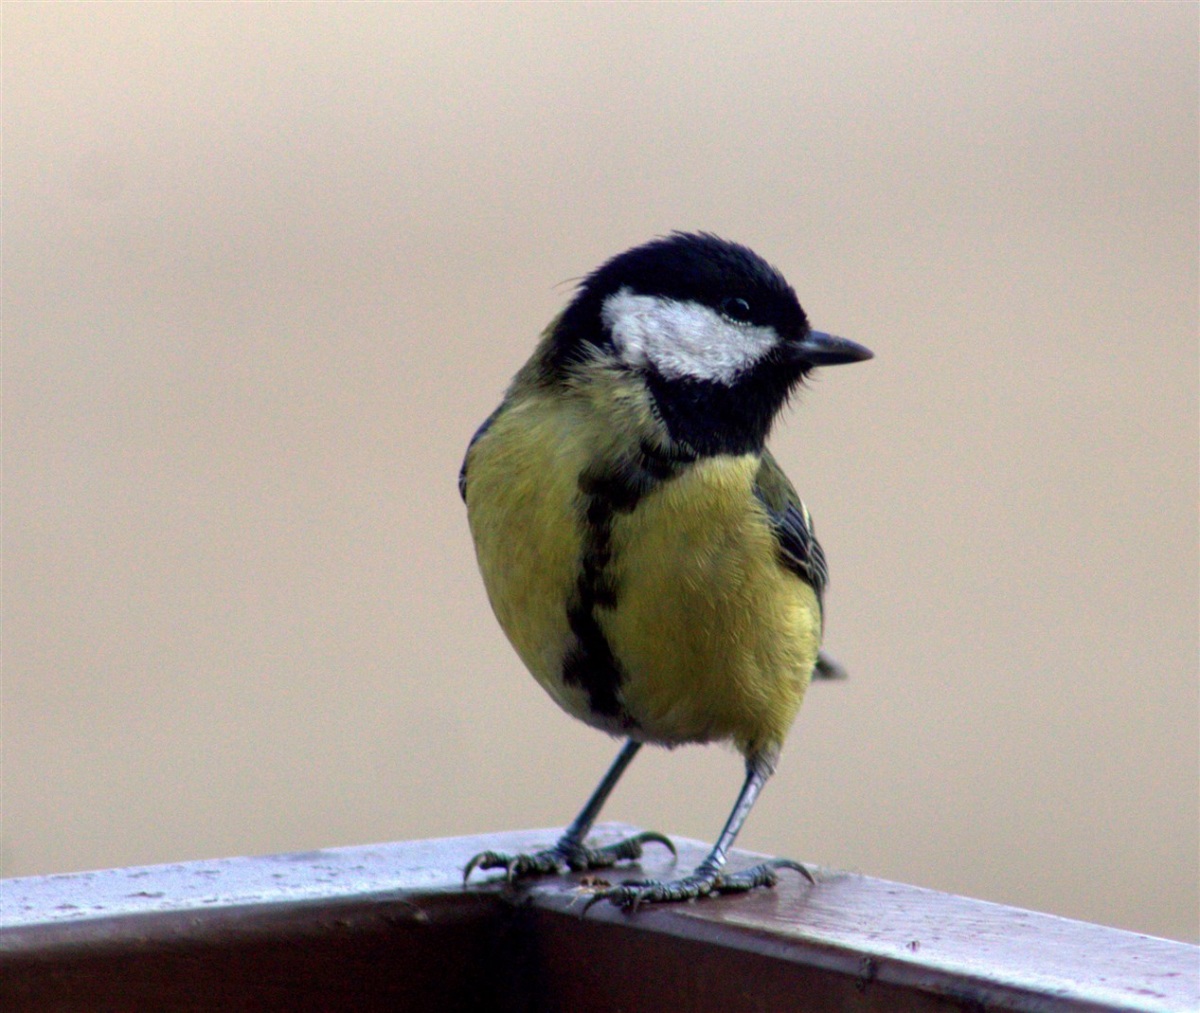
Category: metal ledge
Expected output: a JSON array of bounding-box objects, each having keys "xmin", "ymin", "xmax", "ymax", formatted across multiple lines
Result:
[{"xmin": 2, "ymin": 825, "xmax": 1196, "ymax": 1011}]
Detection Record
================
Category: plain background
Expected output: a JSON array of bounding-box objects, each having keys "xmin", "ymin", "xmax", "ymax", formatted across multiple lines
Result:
[{"xmin": 4, "ymin": 3, "xmax": 1197, "ymax": 943}]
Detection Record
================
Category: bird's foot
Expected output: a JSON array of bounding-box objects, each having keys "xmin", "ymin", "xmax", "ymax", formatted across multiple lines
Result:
[
  {"xmin": 584, "ymin": 858, "xmax": 814, "ymax": 913},
  {"xmin": 463, "ymin": 830, "xmax": 676, "ymax": 885}
]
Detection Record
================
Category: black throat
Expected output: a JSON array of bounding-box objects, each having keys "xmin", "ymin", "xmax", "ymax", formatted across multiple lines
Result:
[{"xmin": 645, "ymin": 357, "xmax": 804, "ymax": 458}]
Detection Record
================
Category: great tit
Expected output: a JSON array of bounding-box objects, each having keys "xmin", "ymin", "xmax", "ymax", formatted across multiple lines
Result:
[{"xmin": 460, "ymin": 232, "xmax": 872, "ymax": 909}]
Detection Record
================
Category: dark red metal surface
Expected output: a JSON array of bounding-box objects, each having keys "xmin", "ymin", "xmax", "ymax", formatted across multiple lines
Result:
[{"xmin": 2, "ymin": 826, "xmax": 1196, "ymax": 1011}]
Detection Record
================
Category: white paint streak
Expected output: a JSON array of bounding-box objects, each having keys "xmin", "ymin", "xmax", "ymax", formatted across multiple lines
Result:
[{"xmin": 601, "ymin": 288, "xmax": 780, "ymax": 383}]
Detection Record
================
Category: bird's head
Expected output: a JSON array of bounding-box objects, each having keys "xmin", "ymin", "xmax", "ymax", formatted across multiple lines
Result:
[{"xmin": 548, "ymin": 232, "xmax": 872, "ymax": 456}]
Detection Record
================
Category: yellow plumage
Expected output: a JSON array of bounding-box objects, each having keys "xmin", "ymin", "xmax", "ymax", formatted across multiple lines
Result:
[
  {"xmin": 464, "ymin": 347, "xmax": 820, "ymax": 765},
  {"xmin": 460, "ymin": 232, "xmax": 870, "ymax": 909},
  {"xmin": 607, "ymin": 455, "xmax": 818, "ymax": 759}
]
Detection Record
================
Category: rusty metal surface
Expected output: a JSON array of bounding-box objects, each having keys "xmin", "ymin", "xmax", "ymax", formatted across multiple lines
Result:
[{"xmin": 3, "ymin": 825, "xmax": 1197, "ymax": 1012}]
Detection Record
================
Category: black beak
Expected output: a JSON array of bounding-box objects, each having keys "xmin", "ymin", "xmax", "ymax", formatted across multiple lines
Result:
[{"xmin": 790, "ymin": 329, "xmax": 874, "ymax": 367}]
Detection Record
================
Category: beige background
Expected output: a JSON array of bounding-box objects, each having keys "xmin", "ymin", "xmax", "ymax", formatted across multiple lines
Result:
[{"xmin": 5, "ymin": 3, "xmax": 1197, "ymax": 943}]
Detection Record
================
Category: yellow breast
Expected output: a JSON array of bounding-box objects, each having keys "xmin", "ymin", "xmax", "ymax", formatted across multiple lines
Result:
[
  {"xmin": 464, "ymin": 389, "xmax": 820, "ymax": 761},
  {"xmin": 603, "ymin": 456, "xmax": 820, "ymax": 756}
]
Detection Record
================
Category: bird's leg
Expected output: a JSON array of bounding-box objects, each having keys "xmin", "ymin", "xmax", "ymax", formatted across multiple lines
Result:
[
  {"xmin": 463, "ymin": 738, "xmax": 675, "ymax": 884},
  {"xmin": 586, "ymin": 753, "xmax": 813, "ymax": 911}
]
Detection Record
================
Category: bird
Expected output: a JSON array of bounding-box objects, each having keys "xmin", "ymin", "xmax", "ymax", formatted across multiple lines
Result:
[{"xmin": 459, "ymin": 232, "xmax": 872, "ymax": 909}]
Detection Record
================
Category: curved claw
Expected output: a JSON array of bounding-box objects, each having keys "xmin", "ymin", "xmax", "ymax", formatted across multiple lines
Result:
[
  {"xmin": 706, "ymin": 858, "xmax": 815, "ymax": 894},
  {"xmin": 580, "ymin": 830, "xmax": 676, "ymax": 869},
  {"xmin": 462, "ymin": 851, "xmax": 487, "ymax": 884},
  {"xmin": 581, "ymin": 888, "xmax": 620, "ymax": 918},
  {"xmin": 632, "ymin": 830, "xmax": 678, "ymax": 860},
  {"xmin": 771, "ymin": 858, "xmax": 816, "ymax": 885},
  {"xmin": 463, "ymin": 848, "xmax": 554, "ymax": 885},
  {"xmin": 462, "ymin": 850, "xmax": 510, "ymax": 885}
]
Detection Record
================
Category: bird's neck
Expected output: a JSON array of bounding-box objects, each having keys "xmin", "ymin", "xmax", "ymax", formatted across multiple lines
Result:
[{"xmin": 642, "ymin": 366, "xmax": 796, "ymax": 458}]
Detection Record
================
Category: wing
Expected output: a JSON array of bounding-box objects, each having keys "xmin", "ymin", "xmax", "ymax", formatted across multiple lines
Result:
[
  {"xmin": 752, "ymin": 449, "xmax": 829, "ymax": 610},
  {"xmin": 458, "ymin": 405, "xmax": 503, "ymax": 502},
  {"xmin": 812, "ymin": 651, "xmax": 848, "ymax": 680}
]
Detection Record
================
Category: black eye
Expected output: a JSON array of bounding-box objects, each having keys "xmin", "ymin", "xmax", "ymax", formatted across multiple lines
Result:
[{"xmin": 720, "ymin": 296, "xmax": 753, "ymax": 323}]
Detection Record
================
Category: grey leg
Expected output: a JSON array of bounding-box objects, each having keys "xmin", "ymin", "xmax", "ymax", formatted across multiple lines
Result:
[
  {"xmin": 587, "ymin": 753, "xmax": 813, "ymax": 911},
  {"xmin": 464, "ymin": 739, "xmax": 675, "ymax": 884}
]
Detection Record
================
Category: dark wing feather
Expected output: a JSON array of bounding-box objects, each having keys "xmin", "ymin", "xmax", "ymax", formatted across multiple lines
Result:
[
  {"xmin": 812, "ymin": 651, "xmax": 848, "ymax": 680},
  {"xmin": 458, "ymin": 406, "xmax": 503, "ymax": 502},
  {"xmin": 753, "ymin": 450, "xmax": 829, "ymax": 610},
  {"xmin": 754, "ymin": 451, "xmax": 843, "ymax": 677}
]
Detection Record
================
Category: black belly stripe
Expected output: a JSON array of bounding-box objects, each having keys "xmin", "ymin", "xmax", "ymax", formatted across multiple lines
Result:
[{"xmin": 560, "ymin": 442, "xmax": 695, "ymax": 720}]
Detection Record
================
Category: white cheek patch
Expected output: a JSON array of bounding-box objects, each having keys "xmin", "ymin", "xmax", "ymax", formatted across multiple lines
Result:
[{"xmin": 600, "ymin": 288, "xmax": 780, "ymax": 384}]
